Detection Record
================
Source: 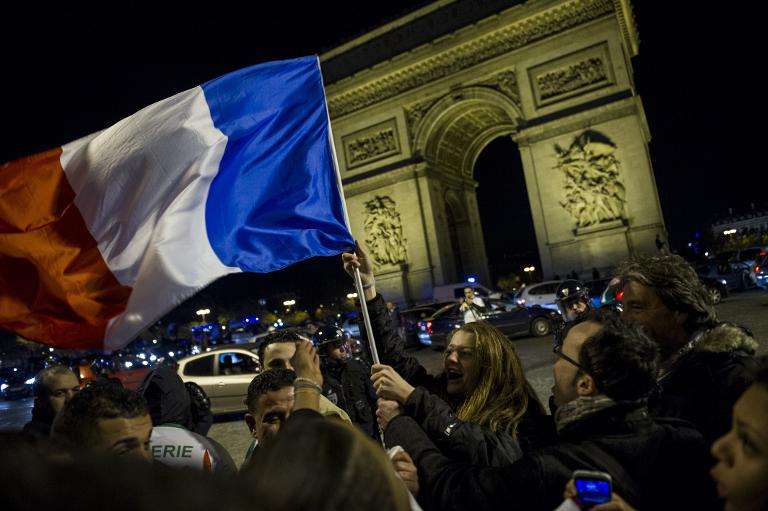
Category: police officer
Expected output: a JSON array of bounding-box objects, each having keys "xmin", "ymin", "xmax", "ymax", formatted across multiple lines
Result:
[
  {"xmin": 555, "ymin": 279, "xmax": 592, "ymax": 322},
  {"xmin": 552, "ymin": 279, "xmax": 593, "ymax": 356},
  {"xmin": 315, "ymin": 327, "xmax": 379, "ymax": 439}
]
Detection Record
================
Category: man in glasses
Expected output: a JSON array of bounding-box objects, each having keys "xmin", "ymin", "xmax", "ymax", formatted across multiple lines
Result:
[
  {"xmin": 316, "ymin": 327, "xmax": 378, "ymax": 439},
  {"xmin": 381, "ymin": 310, "xmax": 716, "ymax": 510}
]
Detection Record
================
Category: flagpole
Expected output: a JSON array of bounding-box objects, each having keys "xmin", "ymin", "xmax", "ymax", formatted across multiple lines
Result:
[{"xmin": 317, "ymin": 57, "xmax": 381, "ymax": 367}]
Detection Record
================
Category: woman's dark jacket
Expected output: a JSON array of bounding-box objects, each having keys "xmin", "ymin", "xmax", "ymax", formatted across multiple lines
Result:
[{"xmin": 361, "ymin": 294, "xmax": 553, "ymax": 466}]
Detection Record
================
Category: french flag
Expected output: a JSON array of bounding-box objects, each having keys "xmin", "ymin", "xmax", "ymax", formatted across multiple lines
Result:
[{"xmin": 0, "ymin": 56, "xmax": 353, "ymax": 351}]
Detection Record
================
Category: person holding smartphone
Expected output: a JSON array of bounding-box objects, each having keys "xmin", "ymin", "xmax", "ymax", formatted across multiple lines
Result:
[
  {"xmin": 379, "ymin": 309, "xmax": 716, "ymax": 511},
  {"xmin": 560, "ymin": 356, "xmax": 768, "ymax": 511}
]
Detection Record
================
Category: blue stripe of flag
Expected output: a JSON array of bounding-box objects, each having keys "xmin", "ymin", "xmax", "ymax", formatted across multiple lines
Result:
[{"xmin": 202, "ymin": 56, "xmax": 353, "ymax": 272}]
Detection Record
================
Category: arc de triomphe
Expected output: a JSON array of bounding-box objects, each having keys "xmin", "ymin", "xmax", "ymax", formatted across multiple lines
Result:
[{"xmin": 322, "ymin": 0, "xmax": 665, "ymax": 304}]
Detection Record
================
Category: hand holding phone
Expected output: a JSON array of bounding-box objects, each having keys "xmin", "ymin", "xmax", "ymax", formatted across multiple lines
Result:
[{"xmin": 573, "ymin": 470, "xmax": 612, "ymax": 507}]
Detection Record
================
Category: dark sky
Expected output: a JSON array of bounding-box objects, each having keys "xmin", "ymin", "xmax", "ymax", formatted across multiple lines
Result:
[{"xmin": 0, "ymin": 1, "xmax": 760, "ymax": 307}]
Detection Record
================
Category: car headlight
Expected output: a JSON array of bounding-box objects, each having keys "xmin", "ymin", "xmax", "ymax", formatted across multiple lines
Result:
[
  {"xmin": 0, "ymin": 383, "xmax": 8, "ymax": 392},
  {"xmin": 25, "ymin": 377, "xmax": 36, "ymax": 385}
]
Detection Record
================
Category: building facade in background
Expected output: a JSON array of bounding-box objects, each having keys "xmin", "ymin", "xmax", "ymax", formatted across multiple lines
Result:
[{"xmin": 323, "ymin": 0, "xmax": 665, "ymax": 303}]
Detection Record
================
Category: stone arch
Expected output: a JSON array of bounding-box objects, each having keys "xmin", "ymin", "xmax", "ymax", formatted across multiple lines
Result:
[
  {"xmin": 414, "ymin": 86, "xmax": 523, "ymax": 176},
  {"xmin": 326, "ymin": 1, "xmax": 663, "ymax": 304}
]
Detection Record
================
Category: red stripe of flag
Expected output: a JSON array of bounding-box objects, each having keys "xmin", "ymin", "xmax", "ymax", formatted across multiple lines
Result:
[{"xmin": 0, "ymin": 148, "xmax": 132, "ymax": 349}]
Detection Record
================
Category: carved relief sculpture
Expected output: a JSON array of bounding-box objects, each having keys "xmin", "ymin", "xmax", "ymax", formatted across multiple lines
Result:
[
  {"xmin": 537, "ymin": 57, "xmax": 607, "ymax": 100},
  {"xmin": 347, "ymin": 129, "xmax": 397, "ymax": 165},
  {"xmin": 554, "ymin": 130, "xmax": 626, "ymax": 228},
  {"xmin": 363, "ymin": 196, "xmax": 408, "ymax": 266},
  {"xmin": 405, "ymin": 98, "xmax": 438, "ymax": 139},
  {"xmin": 528, "ymin": 42, "xmax": 614, "ymax": 108},
  {"xmin": 342, "ymin": 119, "xmax": 401, "ymax": 169},
  {"xmin": 474, "ymin": 70, "xmax": 521, "ymax": 108}
]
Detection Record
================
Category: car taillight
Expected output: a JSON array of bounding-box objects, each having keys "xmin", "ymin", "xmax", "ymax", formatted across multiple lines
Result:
[
  {"xmin": 426, "ymin": 321, "xmax": 433, "ymax": 334},
  {"xmin": 615, "ymin": 289, "xmax": 624, "ymax": 301}
]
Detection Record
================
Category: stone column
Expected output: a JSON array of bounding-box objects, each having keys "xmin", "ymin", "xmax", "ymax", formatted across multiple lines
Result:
[{"xmin": 514, "ymin": 97, "xmax": 666, "ymax": 278}]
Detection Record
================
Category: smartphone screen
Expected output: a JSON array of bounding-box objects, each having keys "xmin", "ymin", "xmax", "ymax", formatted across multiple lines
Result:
[{"xmin": 575, "ymin": 478, "xmax": 611, "ymax": 505}]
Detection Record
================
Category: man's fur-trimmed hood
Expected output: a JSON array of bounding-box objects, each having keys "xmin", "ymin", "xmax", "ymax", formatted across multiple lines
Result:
[{"xmin": 693, "ymin": 323, "xmax": 758, "ymax": 355}]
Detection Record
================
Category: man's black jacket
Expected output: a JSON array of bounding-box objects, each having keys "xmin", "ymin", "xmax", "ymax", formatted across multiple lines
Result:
[
  {"xmin": 650, "ymin": 322, "xmax": 757, "ymax": 444},
  {"xmin": 321, "ymin": 356, "xmax": 378, "ymax": 439},
  {"xmin": 385, "ymin": 402, "xmax": 717, "ymax": 511},
  {"xmin": 361, "ymin": 294, "xmax": 554, "ymax": 466}
]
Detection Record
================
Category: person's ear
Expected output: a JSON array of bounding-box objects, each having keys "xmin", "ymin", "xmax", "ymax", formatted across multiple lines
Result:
[
  {"xmin": 244, "ymin": 413, "xmax": 257, "ymax": 434},
  {"xmin": 575, "ymin": 373, "xmax": 597, "ymax": 397}
]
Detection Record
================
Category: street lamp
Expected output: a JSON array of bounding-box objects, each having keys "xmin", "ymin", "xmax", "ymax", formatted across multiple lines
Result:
[{"xmin": 196, "ymin": 308, "xmax": 211, "ymax": 323}]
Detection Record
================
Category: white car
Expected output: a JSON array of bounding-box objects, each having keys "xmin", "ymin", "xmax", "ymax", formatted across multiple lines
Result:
[
  {"xmin": 177, "ymin": 347, "xmax": 260, "ymax": 414},
  {"xmin": 514, "ymin": 280, "xmax": 563, "ymax": 310}
]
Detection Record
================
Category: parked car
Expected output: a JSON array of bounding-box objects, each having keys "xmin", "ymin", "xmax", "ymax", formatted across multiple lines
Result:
[
  {"xmin": 514, "ymin": 280, "xmax": 563, "ymax": 310},
  {"xmin": 716, "ymin": 247, "xmax": 766, "ymax": 286},
  {"xmin": 417, "ymin": 299, "xmax": 559, "ymax": 350},
  {"xmin": 755, "ymin": 252, "xmax": 768, "ymax": 289},
  {"xmin": 177, "ymin": 347, "xmax": 260, "ymax": 414},
  {"xmin": 699, "ymin": 276, "xmax": 729, "ymax": 305},
  {"xmin": 583, "ymin": 278, "xmax": 614, "ymax": 308},
  {"xmin": 399, "ymin": 302, "xmax": 455, "ymax": 348},
  {"xmin": 696, "ymin": 261, "xmax": 753, "ymax": 291}
]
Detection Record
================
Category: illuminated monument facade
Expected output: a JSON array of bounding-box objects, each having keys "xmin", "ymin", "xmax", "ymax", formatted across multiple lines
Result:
[{"xmin": 322, "ymin": 0, "xmax": 665, "ymax": 303}]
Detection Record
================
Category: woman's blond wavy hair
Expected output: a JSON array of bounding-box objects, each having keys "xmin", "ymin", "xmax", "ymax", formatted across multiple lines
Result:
[{"xmin": 450, "ymin": 321, "xmax": 544, "ymax": 435}]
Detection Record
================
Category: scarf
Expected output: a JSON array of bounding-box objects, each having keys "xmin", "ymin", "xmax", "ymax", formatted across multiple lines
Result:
[{"xmin": 554, "ymin": 394, "xmax": 617, "ymax": 433}]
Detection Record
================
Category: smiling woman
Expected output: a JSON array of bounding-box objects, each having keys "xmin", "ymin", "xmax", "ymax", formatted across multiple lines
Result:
[
  {"xmin": 447, "ymin": 322, "xmax": 542, "ymax": 437},
  {"xmin": 344, "ymin": 243, "xmax": 553, "ymax": 465}
]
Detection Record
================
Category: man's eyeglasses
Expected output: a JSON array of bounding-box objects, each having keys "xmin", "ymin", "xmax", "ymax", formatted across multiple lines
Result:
[{"xmin": 553, "ymin": 343, "xmax": 586, "ymax": 371}]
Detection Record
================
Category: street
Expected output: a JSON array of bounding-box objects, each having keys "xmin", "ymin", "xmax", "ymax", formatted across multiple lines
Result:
[{"xmin": 2, "ymin": 290, "xmax": 766, "ymax": 467}]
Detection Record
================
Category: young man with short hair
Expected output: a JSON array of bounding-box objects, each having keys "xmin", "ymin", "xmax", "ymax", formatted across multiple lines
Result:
[
  {"xmin": 51, "ymin": 383, "xmax": 152, "ymax": 461},
  {"xmin": 241, "ymin": 368, "xmax": 296, "ymax": 466},
  {"xmin": 257, "ymin": 330, "xmax": 351, "ymax": 423}
]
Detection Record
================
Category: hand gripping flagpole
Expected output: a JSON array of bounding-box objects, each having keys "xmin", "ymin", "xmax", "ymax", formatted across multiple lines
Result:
[
  {"xmin": 318, "ymin": 57, "xmax": 380, "ymax": 367},
  {"xmin": 318, "ymin": 58, "xmax": 388, "ymax": 447}
]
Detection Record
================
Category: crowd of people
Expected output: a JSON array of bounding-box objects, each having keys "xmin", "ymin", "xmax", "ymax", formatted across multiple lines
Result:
[{"xmin": 2, "ymin": 246, "xmax": 767, "ymax": 511}]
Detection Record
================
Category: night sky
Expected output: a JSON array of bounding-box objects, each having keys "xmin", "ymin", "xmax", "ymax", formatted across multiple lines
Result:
[{"xmin": 1, "ymin": 1, "xmax": 760, "ymax": 309}]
